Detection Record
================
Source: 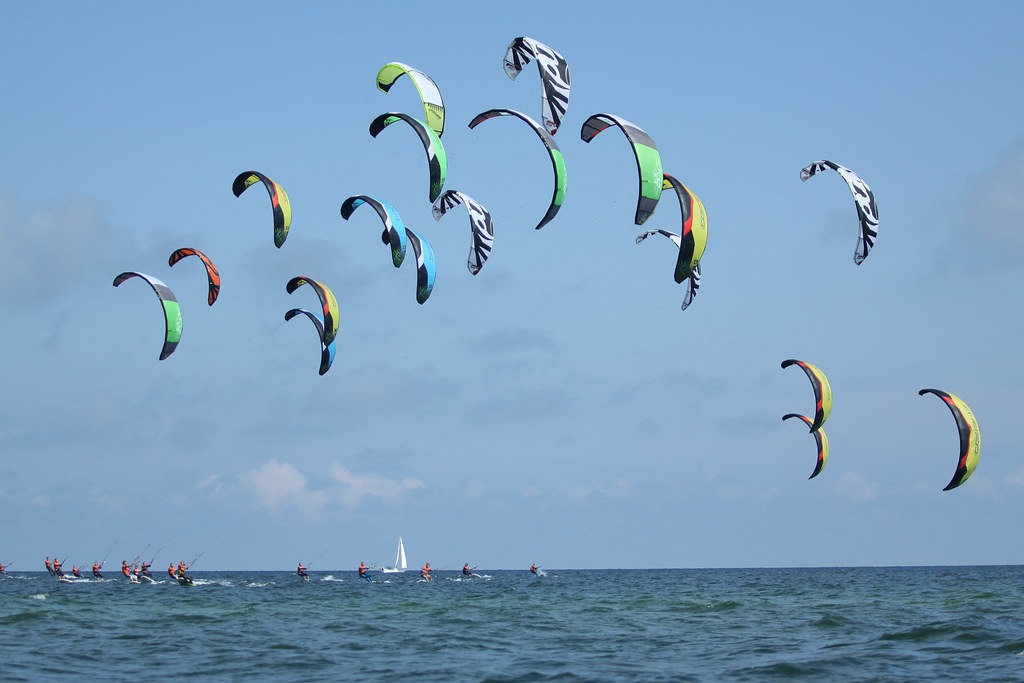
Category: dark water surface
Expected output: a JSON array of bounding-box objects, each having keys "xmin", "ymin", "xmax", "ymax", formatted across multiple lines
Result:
[{"xmin": 2, "ymin": 566, "xmax": 1022, "ymax": 681}]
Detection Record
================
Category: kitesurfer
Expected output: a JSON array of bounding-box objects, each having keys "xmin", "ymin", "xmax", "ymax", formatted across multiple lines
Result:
[
  {"xmin": 121, "ymin": 561, "xmax": 131, "ymax": 578},
  {"xmin": 177, "ymin": 560, "xmax": 190, "ymax": 581},
  {"xmin": 45, "ymin": 557, "xmax": 54, "ymax": 576},
  {"xmin": 0, "ymin": 562, "xmax": 8, "ymax": 575},
  {"xmin": 140, "ymin": 561, "xmax": 151, "ymax": 577},
  {"xmin": 297, "ymin": 563, "xmax": 308, "ymax": 579},
  {"xmin": 530, "ymin": 563, "xmax": 539, "ymax": 576},
  {"xmin": 420, "ymin": 563, "xmax": 432, "ymax": 582},
  {"xmin": 463, "ymin": 563, "xmax": 471, "ymax": 576},
  {"xmin": 52, "ymin": 557, "xmax": 63, "ymax": 577},
  {"xmin": 92, "ymin": 561, "xmax": 103, "ymax": 579},
  {"xmin": 358, "ymin": 562, "xmax": 371, "ymax": 581},
  {"xmin": 72, "ymin": 565, "xmax": 82, "ymax": 579},
  {"xmin": 167, "ymin": 563, "xmax": 176, "ymax": 579}
]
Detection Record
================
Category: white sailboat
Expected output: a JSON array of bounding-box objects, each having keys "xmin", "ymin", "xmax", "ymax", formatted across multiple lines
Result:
[{"xmin": 381, "ymin": 536, "xmax": 407, "ymax": 573}]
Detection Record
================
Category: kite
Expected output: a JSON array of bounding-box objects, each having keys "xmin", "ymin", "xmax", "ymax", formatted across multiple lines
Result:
[
  {"xmin": 284, "ymin": 308, "xmax": 336, "ymax": 376},
  {"xmin": 168, "ymin": 247, "xmax": 221, "ymax": 306},
  {"xmin": 799, "ymin": 160, "xmax": 879, "ymax": 265},
  {"xmin": 635, "ymin": 229, "xmax": 702, "ymax": 311},
  {"xmin": 432, "ymin": 190, "xmax": 494, "ymax": 275},
  {"xmin": 376, "ymin": 62, "xmax": 445, "ymax": 137},
  {"xmin": 369, "ymin": 112, "xmax": 447, "ymax": 202},
  {"xmin": 467, "ymin": 108, "xmax": 566, "ymax": 229},
  {"xmin": 782, "ymin": 413, "xmax": 830, "ymax": 479},
  {"xmin": 661, "ymin": 173, "xmax": 708, "ymax": 284},
  {"xmin": 503, "ymin": 37, "xmax": 570, "ymax": 135},
  {"xmin": 405, "ymin": 228, "xmax": 436, "ymax": 304},
  {"xmin": 340, "ymin": 195, "xmax": 408, "ymax": 268},
  {"xmin": 112, "ymin": 271, "xmax": 183, "ymax": 360},
  {"xmin": 781, "ymin": 359, "xmax": 832, "ymax": 432},
  {"xmin": 918, "ymin": 388, "xmax": 981, "ymax": 491},
  {"xmin": 285, "ymin": 276, "xmax": 340, "ymax": 347},
  {"xmin": 580, "ymin": 113, "xmax": 663, "ymax": 225},
  {"xmin": 232, "ymin": 170, "xmax": 292, "ymax": 248}
]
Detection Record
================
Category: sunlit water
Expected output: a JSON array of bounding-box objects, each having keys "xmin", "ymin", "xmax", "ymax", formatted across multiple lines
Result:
[{"xmin": 2, "ymin": 566, "xmax": 1022, "ymax": 681}]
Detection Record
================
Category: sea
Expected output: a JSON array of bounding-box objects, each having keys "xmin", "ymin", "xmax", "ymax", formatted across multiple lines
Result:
[{"xmin": 2, "ymin": 566, "xmax": 1022, "ymax": 681}]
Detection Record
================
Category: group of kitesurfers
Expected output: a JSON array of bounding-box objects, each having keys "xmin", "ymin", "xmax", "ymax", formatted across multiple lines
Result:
[
  {"xmin": 5, "ymin": 557, "xmax": 543, "ymax": 583},
  {"xmin": 293, "ymin": 561, "xmax": 543, "ymax": 581},
  {"xmin": 39, "ymin": 556, "xmax": 194, "ymax": 584}
]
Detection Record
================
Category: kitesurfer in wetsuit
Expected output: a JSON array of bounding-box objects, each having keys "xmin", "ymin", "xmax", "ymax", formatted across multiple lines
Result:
[
  {"xmin": 92, "ymin": 561, "xmax": 103, "ymax": 579},
  {"xmin": 140, "ymin": 562, "xmax": 151, "ymax": 577},
  {"xmin": 52, "ymin": 557, "xmax": 63, "ymax": 577},
  {"xmin": 420, "ymin": 563, "xmax": 432, "ymax": 582},
  {"xmin": 530, "ymin": 563, "xmax": 539, "ymax": 576},
  {"xmin": 177, "ymin": 560, "xmax": 191, "ymax": 583},
  {"xmin": 45, "ymin": 557, "xmax": 54, "ymax": 576},
  {"xmin": 463, "ymin": 563, "xmax": 471, "ymax": 576},
  {"xmin": 167, "ymin": 563, "xmax": 176, "ymax": 579},
  {"xmin": 0, "ymin": 562, "xmax": 7, "ymax": 575},
  {"xmin": 121, "ymin": 561, "xmax": 131, "ymax": 579},
  {"xmin": 72, "ymin": 565, "xmax": 82, "ymax": 579},
  {"xmin": 297, "ymin": 563, "xmax": 308, "ymax": 579},
  {"xmin": 358, "ymin": 562, "xmax": 371, "ymax": 581}
]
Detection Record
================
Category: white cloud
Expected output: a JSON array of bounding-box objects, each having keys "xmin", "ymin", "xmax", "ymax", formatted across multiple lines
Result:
[
  {"xmin": 237, "ymin": 460, "xmax": 424, "ymax": 516},
  {"xmin": 195, "ymin": 475, "xmax": 223, "ymax": 496},
  {"xmin": 328, "ymin": 464, "xmax": 424, "ymax": 510},
  {"xmin": 239, "ymin": 460, "xmax": 329, "ymax": 516}
]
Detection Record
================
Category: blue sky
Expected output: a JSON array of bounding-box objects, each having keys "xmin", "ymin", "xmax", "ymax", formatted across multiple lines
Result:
[{"xmin": 2, "ymin": 2, "xmax": 1022, "ymax": 571}]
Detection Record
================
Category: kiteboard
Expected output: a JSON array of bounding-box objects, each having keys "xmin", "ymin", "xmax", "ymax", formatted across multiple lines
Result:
[{"xmin": 176, "ymin": 576, "xmax": 194, "ymax": 586}]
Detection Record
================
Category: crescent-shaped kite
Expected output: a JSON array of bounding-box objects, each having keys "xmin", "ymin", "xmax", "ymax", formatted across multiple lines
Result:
[
  {"xmin": 919, "ymin": 388, "xmax": 981, "ymax": 491},
  {"xmin": 503, "ymin": 36, "xmax": 570, "ymax": 136},
  {"xmin": 432, "ymin": 190, "xmax": 494, "ymax": 276},
  {"xmin": 285, "ymin": 276, "xmax": 340, "ymax": 347},
  {"xmin": 369, "ymin": 112, "xmax": 447, "ymax": 203},
  {"xmin": 376, "ymin": 62, "xmax": 445, "ymax": 137},
  {"xmin": 340, "ymin": 195, "xmax": 408, "ymax": 268},
  {"xmin": 580, "ymin": 113, "xmax": 663, "ymax": 225},
  {"xmin": 168, "ymin": 247, "xmax": 221, "ymax": 306},
  {"xmin": 781, "ymin": 359, "xmax": 832, "ymax": 432},
  {"xmin": 782, "ymin": 413, "xmax": 830, "ymax": 479},
  {"xmin": 468, "ymin": 108, "xmax": 566, "ymax": 230},
  {"xmin": 800, "ymin": 160, "xmax": 879, "ymax": 265},
  {"xmin": 405, "ymin": 228, "xmax": 436, "ymax": 305},
  {"xmin": 284, "ymin": 308, "xmax": 336, "ymax": 376},
  {"xmin": 112, "ymin": 271, "xmax": 183, "ymax": 360},
  {"xmin": 232, "ymin": 170, "xmax": 292, "ymax": 248},
  {"xmin": 661, "ymin": 173, "xmax": 708, "ymax": 285}
]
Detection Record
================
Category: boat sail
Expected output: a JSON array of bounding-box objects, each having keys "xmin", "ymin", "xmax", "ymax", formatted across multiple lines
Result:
[{"xmin": 381, "ymin": 536, "xmax": 407, "ymax": 573}]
